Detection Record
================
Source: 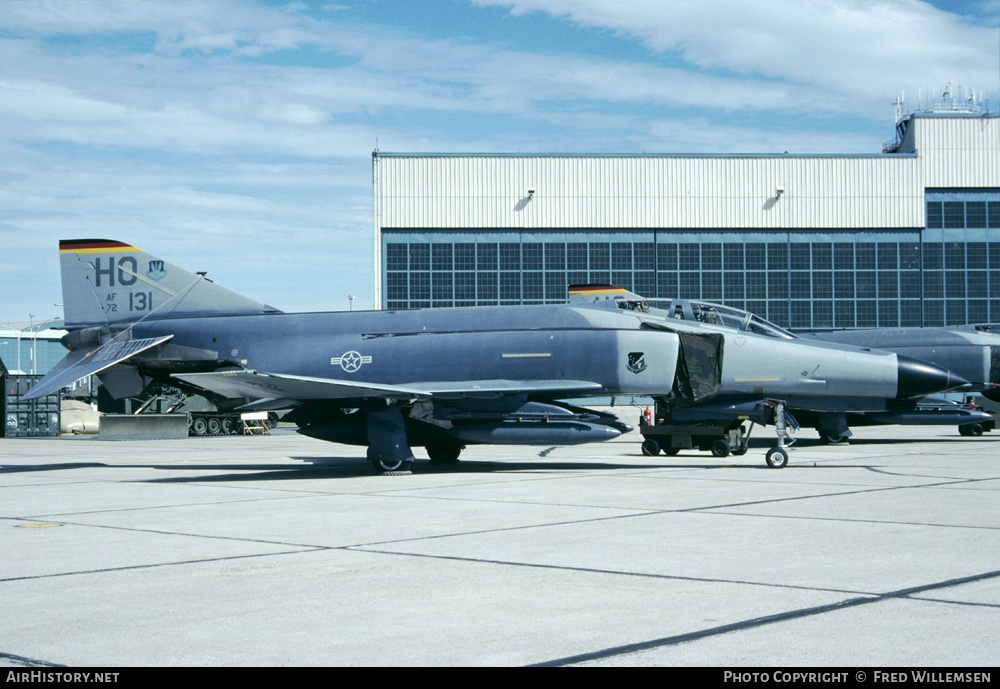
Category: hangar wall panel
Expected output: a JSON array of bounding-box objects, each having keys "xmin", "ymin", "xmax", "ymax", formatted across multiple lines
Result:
[
  {"xmin": 375, "ymin": 154, "xmax": 922, "ymax": 230},
  {"xmin": 916, "ymin": 116, "xmax": 1000, "ymax": 189}
]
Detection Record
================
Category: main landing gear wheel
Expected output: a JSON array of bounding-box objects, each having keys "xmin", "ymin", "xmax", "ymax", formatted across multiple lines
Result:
[
  {"xmin": 765, "ymin": 447, "xmax": 788, "ymax": 469},
  {"xmin": 959, "ymin": 423, "xmax": 984, "ymax": 437},
  {"xmin": 368, "ymin": 448, "xmax": 413, "ymax": 475},
  {"xmin": 426, "ymin": 441, "xmax": 463, "ymax": 463},
  {"xmin": 641, "ymin": 439, "xmax": 661, "ymax": 456}
]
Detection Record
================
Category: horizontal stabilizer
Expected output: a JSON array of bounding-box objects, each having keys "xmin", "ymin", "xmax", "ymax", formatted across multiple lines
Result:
[{"xmin": 21, "ymin": 335, "xmax": 173, "ymax": 401}]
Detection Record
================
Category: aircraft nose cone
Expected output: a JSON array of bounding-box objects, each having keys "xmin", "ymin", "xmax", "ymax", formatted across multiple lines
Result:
[{"xmin": 896, "ymin": 355, "xmax": 969, "ymax": 398}]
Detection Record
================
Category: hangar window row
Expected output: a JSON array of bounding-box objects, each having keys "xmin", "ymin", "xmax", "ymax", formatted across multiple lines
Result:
[
  {"xmin": 925, "ymin": 201, "xmax": 1000, "ymax": 229},
  {"xmin": 381, "ymin": 191, "xmax": 1000, "ymax": 330},
  {"xmin": 384, "ymin": 231, "xmax": 1000, "ymax": 330}
]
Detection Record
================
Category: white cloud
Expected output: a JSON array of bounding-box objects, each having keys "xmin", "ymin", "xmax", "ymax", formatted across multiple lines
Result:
[
  {"xmin": 9, "ymin": 0, "xmax": 975, "ymax": 171},
  {"xmin": 473, "ymin": 0, "xmax": 999, "ymax": 111}
]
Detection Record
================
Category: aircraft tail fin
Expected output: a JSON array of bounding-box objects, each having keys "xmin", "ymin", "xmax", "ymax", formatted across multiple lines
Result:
[
  {"xmin": 568, "ymin": 284, "xmax": 647, "ymax": 304},
  {"xmin": 59, "ymin": 239, "xmax": 281, "ymax": 328}
]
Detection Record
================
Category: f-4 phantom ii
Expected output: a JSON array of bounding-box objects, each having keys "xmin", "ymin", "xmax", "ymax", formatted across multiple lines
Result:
[
  {"xmin": 799, "ymin": 325, "xmax": 1000, "ymax": 440},
  {"xmin": 24, "ymin": 240, "xmax": 965, "ymax": 472}
]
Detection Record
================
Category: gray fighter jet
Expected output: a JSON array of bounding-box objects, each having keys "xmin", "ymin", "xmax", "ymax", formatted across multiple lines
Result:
[
  {"xmin": 23, "ymin": 241, "xmax": 964, "ymax": 472},
  {"xmin": 800, "ymin": 325, "xmax": 1000, "ymax": 439}
]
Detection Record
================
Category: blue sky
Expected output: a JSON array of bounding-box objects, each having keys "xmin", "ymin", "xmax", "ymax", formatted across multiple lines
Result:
[{"xmin": 1, "ymin": 0, "xmax": 998, "ymax": 327}]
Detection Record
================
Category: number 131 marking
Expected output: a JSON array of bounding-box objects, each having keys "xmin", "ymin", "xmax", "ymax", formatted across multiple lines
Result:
[{"xmin": 130, "ymin": 292, "xmax": 153, "ymax": 311}]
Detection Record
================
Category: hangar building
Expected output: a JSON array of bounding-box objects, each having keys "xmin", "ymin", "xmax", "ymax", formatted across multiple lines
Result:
[
  {"xmin": 372, "ymin": 103, "xmax": 999, "ymax": 331},
  {"xmin": 0, "ymin": 324, "xmax": 65, "ymax": 375}
]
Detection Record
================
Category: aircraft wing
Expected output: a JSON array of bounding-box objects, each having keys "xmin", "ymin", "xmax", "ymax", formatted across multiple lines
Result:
[
  {"xmin": 21, "ymin": 335, "xmax": 174, "ymax": 401},
  {"xmin": 173, "ymin": 371, "xmax": 429, "ymax": 401},
  {"xmin": 413, "ymin": 380, "xmax": 603, "ymax": 397},
  {"xmin": 173, "ymin": 370, "xmax": 602, "ymax": 403}
]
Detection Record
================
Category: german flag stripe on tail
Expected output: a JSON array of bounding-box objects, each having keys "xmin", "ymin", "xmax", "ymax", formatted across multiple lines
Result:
[
  {"xmin": 568, "ymin": 284, "xmax": 631, "ymax": 296},
  {"xmin": 60, "ymin": 239, "xmax": 141, "ymax": 254}
]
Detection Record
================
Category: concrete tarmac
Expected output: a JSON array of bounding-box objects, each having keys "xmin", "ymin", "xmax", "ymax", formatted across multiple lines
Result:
[{"xmin": 1, "ymin": 421, "xmax": 998, "ymax": 667}]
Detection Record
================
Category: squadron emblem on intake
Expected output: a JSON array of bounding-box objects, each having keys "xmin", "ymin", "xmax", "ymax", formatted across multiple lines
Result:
[{"xmin": 626, "ymin": 351, "xmax": 647, "ymax": 375}]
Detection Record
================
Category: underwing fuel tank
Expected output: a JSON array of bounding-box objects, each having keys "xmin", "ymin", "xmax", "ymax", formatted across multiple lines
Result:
[
  {"xmin": 863, "ymin": 408, "xmax": 994, "ymax": 426},
  {"xmin": 298, "ymin": 419, "xmax": 627, "ymax": 446},
  {"xmin": 296, "ymin": 401, "xmax": 632, "ymax": 447},
  {"xmin": 446, "ymin": 420, "xmax": 624, "ymax": 445}
]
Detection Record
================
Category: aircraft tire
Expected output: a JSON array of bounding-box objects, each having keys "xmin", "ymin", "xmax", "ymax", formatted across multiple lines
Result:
[
  {"xmin": 426, "ymin": 441, "xmax": 463, "ymax": 463},
  {"xmin": 820, "ymin": 434, "xmax": 848, "ymax": 444},
  {"xmin": 371, "ymin": 462, "xmax": 413, "ymax": 475},
  {"xmin": 368, "ymin": 448, "xmax": 413, "ymax": 474},
  {"xmin": 765, "ymin": 447, "xmax": 788, "ymax": 469},
  {"xmin": 960, "ymin": 423, "xmax": 983, "ymax": 437},
  {"xmin": 711, "ymin": 439, "xmax": 730, "ymax": 458},
  {"xmin": 641, "ymin": 439, "xmax": 660, "ymax": 456}
]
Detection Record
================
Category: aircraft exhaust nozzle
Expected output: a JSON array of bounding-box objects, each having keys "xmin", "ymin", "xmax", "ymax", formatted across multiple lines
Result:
[{"xmin": 895, "ymin": 355, "xmax": 968, "ymax": 399}]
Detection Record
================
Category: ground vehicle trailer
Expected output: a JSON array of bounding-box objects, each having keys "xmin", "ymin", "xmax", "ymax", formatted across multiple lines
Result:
[
  {"xmin": 636, "ymin": 397, "xmax": 797, "ymax": 467},
  {"xmin": 639, "ymin": 419, "xmax": 749, "ymax": 458}
]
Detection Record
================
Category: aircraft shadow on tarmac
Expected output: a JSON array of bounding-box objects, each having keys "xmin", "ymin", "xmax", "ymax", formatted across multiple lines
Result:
[
  {"xmin": 0, "ymin": 462, "xmax": 110, "ymax": 474},
  {"xmin": 134, "ymin": 455, "xmax": 856, "ymax": 482},
  {"xmin": 135, "ymin": 457, "xmax": 697, "ymax": 482},
  {"xmin": 1, "ymin": 434, "xmax": 991, "ymax": 481},
  {"xmin": 752, "ymin": 435, "xmax": 994, "ymax": 448},
  {"xmin": 0, "ymin": 457, "xmax": 826, "ymax": 482}
]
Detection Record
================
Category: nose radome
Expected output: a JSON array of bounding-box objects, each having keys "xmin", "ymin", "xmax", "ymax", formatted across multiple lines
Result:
[{"xmin": 895, "ymin": 355, "xmax": 968, "ymax": 399}]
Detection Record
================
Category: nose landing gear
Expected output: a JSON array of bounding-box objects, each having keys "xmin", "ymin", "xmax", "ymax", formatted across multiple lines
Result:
[{"xmin": 764, "ymin": 401, "xmax": 795, "ymax": 469}]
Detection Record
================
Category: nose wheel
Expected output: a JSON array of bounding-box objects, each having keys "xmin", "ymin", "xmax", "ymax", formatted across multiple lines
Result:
[
  {"xmin": 765, "ymin": 447, "xmax": 789, "ymax": 468},
  {"xmin": 764, "ymin": 401, "xmax": 794, "ymax": 469}
]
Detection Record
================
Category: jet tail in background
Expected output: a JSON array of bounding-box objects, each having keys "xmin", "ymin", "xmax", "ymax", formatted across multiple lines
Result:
[
  {"xmin": 568, "ymin": 284, "xmax": 645, "ymax": 303},
  {"xmin": 59, "ymin": 239, "xmax": 281, "ymax": 328}
]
